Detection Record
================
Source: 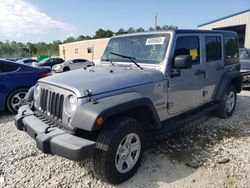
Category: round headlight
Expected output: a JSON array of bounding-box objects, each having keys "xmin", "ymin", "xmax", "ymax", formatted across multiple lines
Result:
[
  {"xmin": 65, "ymin": 95, "xmax": 77, "ymax": 115},
  {"xmin": 34, "ymin": 85, "xmax": 41, "ymax": 101}
]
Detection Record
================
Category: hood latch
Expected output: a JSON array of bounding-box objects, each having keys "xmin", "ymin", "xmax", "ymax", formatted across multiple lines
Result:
[{"xmin": 84, "ymin": 89, "xmax": 98, "ymax": 104}]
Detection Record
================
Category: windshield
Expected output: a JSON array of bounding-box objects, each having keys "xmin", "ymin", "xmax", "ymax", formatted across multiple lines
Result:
[
  {"xmin": 102, "ymin": 33, "xmax": 170, "ymax": 64},
  {"xmin": 16, "ymin": 59, "xmax": 23, "ymax": 63},
  {"xmin": 239, "ymin": 48, "xmax": 250, "ymax": 60},
  {"xmin": 38, "ymin": 57, "xmax": 49, "ymax": 64}
]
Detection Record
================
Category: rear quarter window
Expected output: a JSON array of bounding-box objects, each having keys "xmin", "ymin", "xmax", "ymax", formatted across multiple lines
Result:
[
  {"xmin": 0, "ymin": 61, "xmax": 19, "ymax": 73},
  {"xmin": 224, "ymin": 35, "xmax": 239, "ymax": 65}
]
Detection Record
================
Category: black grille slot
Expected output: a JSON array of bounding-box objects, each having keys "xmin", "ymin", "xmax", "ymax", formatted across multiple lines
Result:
[{"xmin": 39, "ymin": 88, "xmax": 64, "ymax": 121}]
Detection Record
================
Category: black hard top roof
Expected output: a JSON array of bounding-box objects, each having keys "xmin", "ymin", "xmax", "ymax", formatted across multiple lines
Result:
[{"xmin": 175, "ymin": 29, "xmax": 237, "ymax": 35}]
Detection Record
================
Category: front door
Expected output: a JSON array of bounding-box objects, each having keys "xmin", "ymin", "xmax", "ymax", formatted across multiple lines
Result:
[{"xmin": 167, "ymin": 34, "xmax": 206, "ymax": 115}]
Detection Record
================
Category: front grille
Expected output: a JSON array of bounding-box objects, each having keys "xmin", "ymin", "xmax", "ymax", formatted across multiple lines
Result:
[
  {"xmin": 35, "ymin": 112, "xmax": 57, "ymax": 127},
  {"xmin": 39, "ymin": 88, "xmax": 64, "ymax": 121}
]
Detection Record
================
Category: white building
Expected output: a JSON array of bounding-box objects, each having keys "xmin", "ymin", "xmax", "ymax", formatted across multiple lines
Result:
[{"xmin": 198, "ymin": 10, "xmax": 250, "ymax": 48}]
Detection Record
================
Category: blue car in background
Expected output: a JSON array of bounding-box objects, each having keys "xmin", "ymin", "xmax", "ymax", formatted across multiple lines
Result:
[
  {"xmin": 16, "ymin": 58, "xmax": 38, "ymax": 67},
  {"xmin": 0, "ymin": 59, "xmax": 51, "ymax": 113},
  {"xmin": 6, "ymin": 57, "xmax": 23, "ymax": 62}
]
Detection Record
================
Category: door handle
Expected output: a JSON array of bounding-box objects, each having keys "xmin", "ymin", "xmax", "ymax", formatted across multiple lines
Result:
[
  {"xmin": 216, "ymin": 65, "xmax": 224, "ymax": 70},
  {"xmin": 195, "ymin": 69, "xmax": 207, "ymax": 79}
]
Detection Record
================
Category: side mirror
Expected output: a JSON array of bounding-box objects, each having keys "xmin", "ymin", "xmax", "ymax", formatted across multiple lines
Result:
[{"xmin": 174, "ymin": 55, "xmax": 192, "ymax": 69}]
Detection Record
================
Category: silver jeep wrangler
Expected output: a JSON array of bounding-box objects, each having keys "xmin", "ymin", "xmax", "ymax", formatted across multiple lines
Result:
[{"xmin": 15, "ymin": 30, "xmax": 242, "ymax": 184}]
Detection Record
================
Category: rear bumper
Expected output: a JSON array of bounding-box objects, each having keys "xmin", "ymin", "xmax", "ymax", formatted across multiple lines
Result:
[{"xmin": 15, "ymin": 105, "xmax": 96, "ymax": 161}]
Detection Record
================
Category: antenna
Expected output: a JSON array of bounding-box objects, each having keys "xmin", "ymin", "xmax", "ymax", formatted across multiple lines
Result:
[{"xmin": 154, "ymin": 13, "xmax": 158, "ymax": 30}]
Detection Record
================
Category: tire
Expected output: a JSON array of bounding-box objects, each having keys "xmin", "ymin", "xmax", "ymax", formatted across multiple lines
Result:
[
  {"xmin": 7, "ymin": 88, "xmax": 28, "ymax": 114},
  {"xmin": 214, "ymin": 85, "xmax": 237, "ymax": 118},
  {"xmin": 63, "ymin": 67, "xmax": 70, "ymax": 72},
  {"xmin": 94, "ymin": 116, "xmax": 145, "ymax": 184}
]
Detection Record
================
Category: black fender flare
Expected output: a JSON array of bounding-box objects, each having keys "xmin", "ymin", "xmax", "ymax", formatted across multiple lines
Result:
[
  {"xmin": 71, "ymin": 92, "xmax": 161, "ymax": 131},
  {"xmin": 214, "ymin": 70, "xmax": 242, "ymax": 101},
  {"xmin": 25, "ymin": 86, "xmax": 35, "ymax": 102}
]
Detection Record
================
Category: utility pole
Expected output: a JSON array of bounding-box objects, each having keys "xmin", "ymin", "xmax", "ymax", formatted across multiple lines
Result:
[
  {"xmin": 63, "ymin": 46, "xmax": 66, "ymax": 60},
  {"xmin": 92, "ymin": 45, "xmax": 94, "ymax": 62},
  {"xmin": 154, "ymin": 13, "xmax": 158, "ymax": 30}
]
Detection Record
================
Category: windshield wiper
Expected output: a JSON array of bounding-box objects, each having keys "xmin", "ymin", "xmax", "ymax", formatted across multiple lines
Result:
[{"xmin": 110, "ymin": 52, "xmax": 143, "ymax": 70}]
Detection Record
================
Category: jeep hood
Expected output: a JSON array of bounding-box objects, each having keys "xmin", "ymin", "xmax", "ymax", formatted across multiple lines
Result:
[{"xmin": 39, "ymin": 66, "xmax": 164, "ymax": 98}]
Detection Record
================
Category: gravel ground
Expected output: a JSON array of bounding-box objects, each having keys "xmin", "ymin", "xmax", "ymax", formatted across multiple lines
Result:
[{"xmin": 0, "ymin": 91, "xmax": 250, "ymax": 188}]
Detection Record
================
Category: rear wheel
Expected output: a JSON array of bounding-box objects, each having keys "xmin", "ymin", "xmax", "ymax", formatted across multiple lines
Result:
[
  {"xmin": 94, "ymin": 116, "xmax": 145, "ymax": 184},
  {"xmin": 7, "ymin": 88, "xmax": 28, "ymax": 114},
  {"xmin": 214, "ymin": 85, "xmax": 237, "ymax": 118}
]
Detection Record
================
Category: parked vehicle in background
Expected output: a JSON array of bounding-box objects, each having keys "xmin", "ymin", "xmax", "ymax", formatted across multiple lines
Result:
[
  {"xmin": 16, "ymin": 30, "xmax": 241, "ymax": 184},
  {"xmin": 16, "ymin": 58, "xmax": 38, "ymax": 67},
  {"xmin": 37, "ymin": 57, "xmax": 64, "ymax": 68},
  {"xmin": 239, "ymin": 48, "xmax": 250, "ymax": 88},
  {"xmin": 37, "ymin": 54, "xmax": 49, "ymax": 61},
  {"xmin": 6, "ymin": 57, "xmax": 23, "ymax": 62},
  {"xmin": 0, "ymin": 59, "xmax": 51, "ymax": 113},
  {"xmin": 52, "ymin": 59, "xmax": 95, "ymax": 73}
]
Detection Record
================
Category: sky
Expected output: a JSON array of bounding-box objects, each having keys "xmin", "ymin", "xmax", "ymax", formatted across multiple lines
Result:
[{"xmin": 0, "ymin": 0, "xmax": 249, "ymax": 43}]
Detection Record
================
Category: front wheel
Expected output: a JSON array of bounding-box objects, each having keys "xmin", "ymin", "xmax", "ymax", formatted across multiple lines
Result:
[
  {"xmin": 7, "ymin": 88, "xmax": 28, "ymax": 114},
  {"xmin": 63, "ymin": 67, "xmax": 70, "ymax": 72},
  {"xmin": 214, "ymin": 85, "xmax": 237, "ymax": 118},
  {"xmin": 94, "ymin": 116, "xmax": 145, "ymax": 184}
]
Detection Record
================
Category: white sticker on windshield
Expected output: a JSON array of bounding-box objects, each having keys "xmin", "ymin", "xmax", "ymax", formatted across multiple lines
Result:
[{"xmin": 146, "ymin": 37, "xmax": 165, "ymax": 45}]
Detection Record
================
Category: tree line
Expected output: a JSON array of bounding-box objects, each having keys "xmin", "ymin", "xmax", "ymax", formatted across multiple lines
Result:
[{"xmin": 0, "ymin": 25, "xmax": 177, "ymax": 58}]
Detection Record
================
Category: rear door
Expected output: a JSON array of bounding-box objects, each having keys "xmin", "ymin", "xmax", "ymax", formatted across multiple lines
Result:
[
  {"xmin": 70, "ymin": 59, "xmax": 81, "ymax": 69},
  {"xmin": 167, "ymin": 34, "xmax": 206, "ymax": 115},
  {"xmin": 203, "ymin": 34, "xmax": 239, "ymax": 102},
  {"xmin": 202, "ymin": 34, "xmax": 225, "ymax": 102}
]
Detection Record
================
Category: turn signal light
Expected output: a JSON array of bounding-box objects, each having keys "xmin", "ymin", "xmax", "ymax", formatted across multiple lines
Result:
[{"xmin": 96, "ymin": 117, "xmax": 104, "ymax": 125}]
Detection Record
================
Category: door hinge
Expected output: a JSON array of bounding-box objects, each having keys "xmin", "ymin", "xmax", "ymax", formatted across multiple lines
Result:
[
  {"xmin": 167, "ymin": 81, "xmax": 174, "ymax": 88},
  {"xmin": 167, "ymin": 102, "xmax": 174, "ymax": 109},
  {"xmin": 202, "ymin": 90, "xmax": 208, "ymax": 97}
]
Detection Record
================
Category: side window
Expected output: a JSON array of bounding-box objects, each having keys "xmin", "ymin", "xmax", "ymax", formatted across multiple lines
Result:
[
  {"xmin": 240, "ymin": 48, "xmax": 250, "ymax": 60},
  {"xmin": 0, "ymin": 62, "xmax": 19, "ymax": 73},
  {"xmin": 58, "ymin": 59, "xmax": 64, "ymax": 63},
  {"xmin": 224, "ymin": 35, "xmax": 239, "ymax": 65},
  {"xmin": 75, "ymin": 48, "xmax": 79, "ymax": 55},
  {"xmin": 205, "ymin": 36, "xmax": 222, "ymax": 62},
  {"xmin": 80, "ymin": 59, "xmax": 87, "ymax": 62},
  {"xmin": 174, "ymin": 36, "xmax": 200, "ymax": 65}
]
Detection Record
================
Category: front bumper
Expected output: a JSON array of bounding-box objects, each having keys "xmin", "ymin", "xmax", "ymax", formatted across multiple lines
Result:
[
  {"xmin": 15, "ymin": 105, "xmax": 96, "ymax": 161},
  {"xmin": 242, "ymin": 72, "xmax": 250, "ymax": 88}
]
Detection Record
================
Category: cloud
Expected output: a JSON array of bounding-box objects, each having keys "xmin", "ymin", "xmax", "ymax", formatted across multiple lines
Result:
[{"xmin": 0, "ymin": 0, "xmax": 76, "ymax": 42}]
